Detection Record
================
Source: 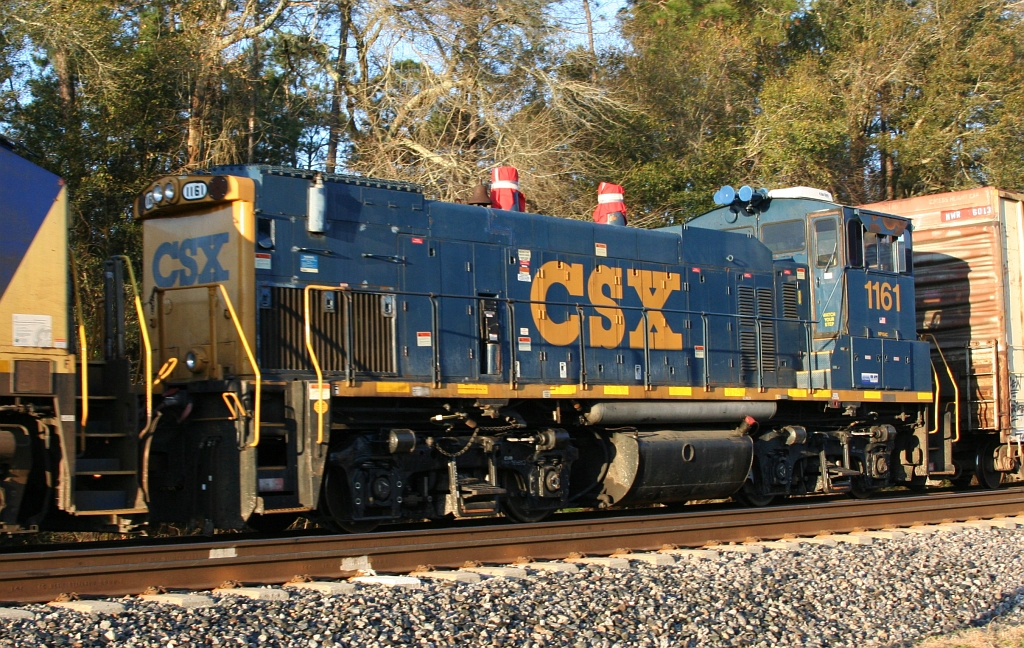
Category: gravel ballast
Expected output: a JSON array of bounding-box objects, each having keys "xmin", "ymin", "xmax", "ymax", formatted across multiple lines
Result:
[{"xmin": 2, "ymin": 524, "xmax": 1024, "ymax": 647}]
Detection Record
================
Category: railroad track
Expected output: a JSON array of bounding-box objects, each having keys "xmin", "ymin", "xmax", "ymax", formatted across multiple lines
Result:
[{"xmin": 3, "ymin": 488, "xmax": 1024, "ymax": 604}]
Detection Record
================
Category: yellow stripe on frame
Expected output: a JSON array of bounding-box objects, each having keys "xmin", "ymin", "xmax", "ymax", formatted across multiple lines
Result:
[
  {"xmin": 376, "ymin": 382, "xmax": 410, "ymax": 394},
  {"xmin": 457, "ymin": 384, "xmax": 489, "ymax": 395},
  {"xmin": 724, "ymin": 388, "xmax": 746, "ymax": 397},
  {"xmin": 813, "ymin": 390, "xmax": 832, "ymax": 398},
  {"xmin": 603, "ymin": 385, "xmax": 630, "ymax": 396},
  {"xmin": 788, "ymin": 389, "xmax": 807, "ymax": 398},
  {"xmin": 917, "ymin": 392, "xmax": 932, "ymax": 400},
  {"xmin": 548, "ymin": 385, "xmax": 577, "ymax": 395},
  {"xmin": 863, "ymin": 391, "xmax": 882, "ymax": 399},
  {"xmin": 669, "ymin": 386, "xmax": 692, "ymax": 396}
]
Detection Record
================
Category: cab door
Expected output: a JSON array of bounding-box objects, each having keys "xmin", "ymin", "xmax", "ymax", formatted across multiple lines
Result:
[{"xmin": 809, "ymin": 212, "xmax": 843, "ymax": 337}]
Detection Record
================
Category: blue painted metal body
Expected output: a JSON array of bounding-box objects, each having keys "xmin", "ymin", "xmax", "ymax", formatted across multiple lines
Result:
[
  {"xmin": 217, "ymin": 166, "xmax": 812, "ymax": 390},
  {"xmin": 687, "ymin": 196, "xmax": 931, "ymax": 393}
]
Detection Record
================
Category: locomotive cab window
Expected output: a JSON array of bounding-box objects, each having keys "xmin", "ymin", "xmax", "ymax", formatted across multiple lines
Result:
[
  {"xmin": 813, "ymin": 218, "xmax": 839, "ymax": 268},
  {"xmin": 759, "ymin": 220, "xmax": 806, "ymax": 255},
  {"xmin": 864, "ymin": 231, "xmax": 897, "ymax": 273},
  {"xmin": 847, "ymin": 219, "xmax": 864, "ymax": 267},
  {"xmin": 896, "ymin": 232, "xmax": 912, "ymax": 274},
  {"xmin": 257, "ymin": 217, "xmax": 275, "ymax": 250}
]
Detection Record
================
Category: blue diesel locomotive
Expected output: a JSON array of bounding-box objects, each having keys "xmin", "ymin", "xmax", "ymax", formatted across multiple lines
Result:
[
  {"xmin": 126, "ymin": 167, "xmax": 934, "ymax": 531},
  {"xmin": 3, "ymin": 149, "xmax": 985, "ymax": 534}
]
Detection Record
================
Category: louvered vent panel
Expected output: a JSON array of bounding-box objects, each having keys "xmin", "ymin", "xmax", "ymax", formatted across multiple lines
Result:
[
  {"xmin": 737, "ymin": 286, "xmax": 758, "ymax": 372},
  {"xmin": 757, "ymin": 288, "xmax": 776, "ymax": 374},
  {"xmin": 259, "ymin": 288, "xmax": 395, "ymax": 374},
  {"xmin": 782, "ymin": 283, "xmax": 799, "ymax": 319}
]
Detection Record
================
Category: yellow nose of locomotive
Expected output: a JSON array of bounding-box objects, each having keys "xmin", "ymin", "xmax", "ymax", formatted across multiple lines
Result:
[{"xmin": 138, "ymin": 174, "xmax": 257, "ymax": 383}]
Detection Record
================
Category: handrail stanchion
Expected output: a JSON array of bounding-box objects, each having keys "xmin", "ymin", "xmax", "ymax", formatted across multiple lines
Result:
[
  {"xmin": 642, "ymin": 309, "xmax": 651, "ymax": 391},
  {"xmin": 70, "ymin": 254, "xmax": 89, "ymax": 453},
  {"xmin": 430, "ymin": 294, "xmax": 441, "ymax": 387},
  {"xmin": 303, "ymin": 285, "xmax": 341, "ymax": 446},
  {"xmin": 701, "ymin": 313, "xmax": 710, "ymax": 391},
  {"xmin": 924, "ymin": 333, "xmax": 960, "ymax": 442},
  {"xmin": 216, "ymin": 285, "xmax": 261, "ymax": 447},
  {"xmin": 507, "ymin": 299, "xmax": 517, "ymax": 390},
  {"xmin": 577, "ymin": 304, "xmax": 587, "ymax": 389},
  {"xmin": 112, "ymin": 255, "xmax": 152, "ymax": 435}
]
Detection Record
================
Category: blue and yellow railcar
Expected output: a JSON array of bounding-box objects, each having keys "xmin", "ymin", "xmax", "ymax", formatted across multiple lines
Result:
[{"xmin": 0, "ymin": 140, "xmax": 75, "ymax": 532}]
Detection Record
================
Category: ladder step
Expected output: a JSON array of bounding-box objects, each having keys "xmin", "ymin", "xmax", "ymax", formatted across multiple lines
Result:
[
  {"xmin": 459, "ymin": 480, "xmax": 505, "ymax": 497},
  {"xmin": 77, "ymin": 458, "xmax": 121, "ymax": 472}
]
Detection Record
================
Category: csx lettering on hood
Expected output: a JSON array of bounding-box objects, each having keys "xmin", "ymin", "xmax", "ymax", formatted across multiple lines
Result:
[{"xmin": 152, "ymin": 232, "xmax": 230, "ymax": 288}]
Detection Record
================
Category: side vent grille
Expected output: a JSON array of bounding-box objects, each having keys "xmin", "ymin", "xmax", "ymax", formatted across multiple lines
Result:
[
  {"xmin": 737, "ymin": 286, "xmax": 758, "ymax": 372},
  {"xmin": 757, "ymin": 288, "xmax": 776, "ymax": 375},
  {"xmin": 782, "ymin": 283, "xmax": 799, "ymax": 319},
  {"xmin": 259, "ymin": 287, "xmax": 395, "ymax": 374}
]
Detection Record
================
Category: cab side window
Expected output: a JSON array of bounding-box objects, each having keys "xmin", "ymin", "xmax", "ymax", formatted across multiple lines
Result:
[
  {"xmin": 813, "ymin": 219, "xmax": 838, "ymax": 268},
  {"xmin": 864, "ymin": 231, "xmax": 897, "ymax": 272},
  {"xmin": 847, "ymin": 219, "xmax": 863, "ymax": 267},
  {"xmin": 760, "ymin": 220, "xmax": 806, "ymax": 255}
]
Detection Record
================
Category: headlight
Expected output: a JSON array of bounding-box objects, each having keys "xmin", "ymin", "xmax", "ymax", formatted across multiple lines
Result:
[
  {"xmin": 153, "ymin": 184, "xmax": 164, "ymax": 202},
  {"xmin": 185, "ymin": 347, "xmax": 208, "ymax": 373},
  {"xmin": 144, "ymin": 192, "xmax": 155, "ymax": 210},
  {"xmin": 163, "ymin": 182, "xmax": 175, "ymax": 200}
]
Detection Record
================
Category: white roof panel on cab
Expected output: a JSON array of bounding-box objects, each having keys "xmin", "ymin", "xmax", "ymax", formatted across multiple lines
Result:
[{"xmin": 768, "ymin": 187, "xmax": 834, "ymax": 202}]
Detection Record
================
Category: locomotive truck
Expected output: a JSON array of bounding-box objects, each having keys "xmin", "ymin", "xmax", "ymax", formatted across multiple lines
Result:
[{"xmin": 0, "ymin": 145, "xmax": 1016, "ymax": 534}]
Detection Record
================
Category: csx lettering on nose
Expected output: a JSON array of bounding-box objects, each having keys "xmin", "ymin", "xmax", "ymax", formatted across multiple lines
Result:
[{"xmin": 152, "ymin": 232, "xmax": 230, "ymax": 287}]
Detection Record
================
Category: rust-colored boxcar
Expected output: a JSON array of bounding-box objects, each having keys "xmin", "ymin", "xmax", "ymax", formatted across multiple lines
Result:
[{"xmin": 864, "ymin": 188, "xmax": 1024, "ymax": 441}]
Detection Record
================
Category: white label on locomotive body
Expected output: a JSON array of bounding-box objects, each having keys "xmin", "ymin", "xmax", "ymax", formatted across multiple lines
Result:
[
  {"xmin": 13, "ymin": 314, "xmax": 53, "ymax": 347},
  {"xmin": 182, "ymin": 181, "xmax": 208, "ymax": 201},
  {"xmin": 861, "ymin": 372, "xmax": 879, "ymax": 384},
  {"xmin": 308, "ymin": 385, "xmax": 331, "ymax": 400},
  {"xmin": 417, "ymin": 331, "xmax": 432, "ymax": 347}
]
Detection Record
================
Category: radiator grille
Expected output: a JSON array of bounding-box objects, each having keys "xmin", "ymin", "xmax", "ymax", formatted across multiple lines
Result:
[
  {"xmin": 782, "ymin": 283, "xmax": 799, "ymax": 319},
  {"xmin": 259, "ymin": 287, "xmax": 395, "ymax": 374},
  {"xmin": 757, "ymin": 288, "xmax": 776, "ymax": 375},
  {"xmin": 737, "ymin": 286, "xmax": 758, "ymax": 372},
  {"xmin": 736, "ymin": 285, "xmax": 776, "ymax": 375}
]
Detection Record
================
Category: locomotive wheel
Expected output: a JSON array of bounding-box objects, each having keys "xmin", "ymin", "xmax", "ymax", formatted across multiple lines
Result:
[
  {"xmin": 247, "ymin": 513, "xmax": 299, "ymax": 534},
  {"xmin": 322, "ymin": 467, "xmax": 381, "ymax": 534},
  {"xmin": 975, "ymin": 439, "xmax": 1004, "ymax": 490},
  {"xmin": 501, "ymin": 471, "xmax": 552, "ymax": 523},
  {"xmin": 732, "ymin": 481, "xmax": 774, "ymax": 507}
]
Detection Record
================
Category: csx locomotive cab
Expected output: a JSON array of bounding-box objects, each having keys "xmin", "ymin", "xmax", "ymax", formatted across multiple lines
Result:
[{"xmin": 687, "ymin": 186, "xmax": 929, "ymax": 395}]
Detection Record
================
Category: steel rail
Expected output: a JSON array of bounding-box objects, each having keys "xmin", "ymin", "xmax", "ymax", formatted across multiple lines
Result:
[{"xmin": 3, "ymin": 488, "xmax": 1024, "ymax": 604}]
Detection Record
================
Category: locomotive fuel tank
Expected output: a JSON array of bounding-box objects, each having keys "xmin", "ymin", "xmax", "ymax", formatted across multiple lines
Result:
[
  {"xmin": 600, "ymin": 430, "xmax": 753, "ymax": 506},
  {"xmin": 585, "ymin": 401, "xmax": 776, "ymax": 426}
]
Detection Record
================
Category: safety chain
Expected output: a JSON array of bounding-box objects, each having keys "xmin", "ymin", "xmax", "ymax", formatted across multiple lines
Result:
[{"xmin": 434, "ymin": 423, "xmax": 521, "ymax": 458}]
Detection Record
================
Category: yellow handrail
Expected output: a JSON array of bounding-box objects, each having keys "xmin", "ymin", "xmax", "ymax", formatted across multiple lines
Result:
[
  {"xmin": 112, "ymin": 255, "xmax": 153, "ymax": 435},
  {"xmin": 923, "ymin": 333, "xmax": 960, "ymax": 443},
  {"xmin": 928, "ymin": 360, "xmax": 940, "ymax": 435},
  {"xmin": 152, "ymin": 283, "xmax": 262, "ymax": 447},
  {"xmin": 153, "ymin": 357, "xmax": 178, "ymax": 387},
  {"xmin": 216, "ymin": 284, "xmax": 262, "ymax": 447},
  {"xmin": 303, "ymin": 285, "xmax": 337, "ymax": 445},
  {"xmin": 69, "ymin": 254, "xmax": 88, "ymax": 453}
]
